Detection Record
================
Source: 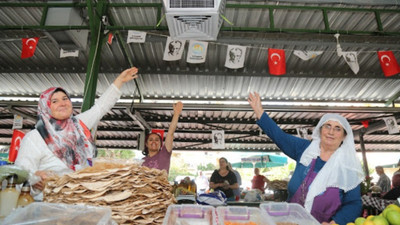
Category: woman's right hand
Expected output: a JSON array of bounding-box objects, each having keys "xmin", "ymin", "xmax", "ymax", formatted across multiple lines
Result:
[
  {"xmin": 248, "ymin": 92, "xmax": 264, "ymax": 119},
  {"xmin": 33, "ymin": 170, "xmax": 51, "ymax": 191}
]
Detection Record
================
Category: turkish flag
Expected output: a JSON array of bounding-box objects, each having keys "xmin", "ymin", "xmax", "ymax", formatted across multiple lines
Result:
[
  {"xmin": 8, "ymin": 129, "xmax": 25, "ymax": 162},
  {"xmin": 21, "ymin": 37, "xmax": 39, "ymax": 59},
  {"xmin": 151, "ymin": 129, "xmax": 165, "ymax": 140},
  {"xmin": 361, "ymin": 120, "xmax": 370, "ymax": 128},
  {"xmin": 107, "ymin": 32, "xmax": 113, "ymax": 45},
  {"xmin": 268, "ymin": 48, "xmax": 286, "ymax": 75},
  {"xmin": 377, "ymin": 51, "xmax": 400, "ymax": 77}
]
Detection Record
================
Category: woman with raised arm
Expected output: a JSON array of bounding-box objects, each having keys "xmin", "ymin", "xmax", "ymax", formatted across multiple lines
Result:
[
  {"xmin": 15, "ymin": 67, "xmax": 139, "ymax": 192},
  {"xmin": 141, "ymin": 101, "xmax": 183, "ymax": 173},
  {"xmin": 248, "ymin": 92, "xmax": 364, "ymax": 225}
]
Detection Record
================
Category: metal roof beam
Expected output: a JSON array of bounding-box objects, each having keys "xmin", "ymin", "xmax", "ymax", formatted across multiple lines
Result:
[
  {"xmin": 354, "ymin": 116, "xmax": 400, "ymax": 141},
  {"xmin": 125, "ymin": 109, "xmax": 151, "ymax": 131},
  {"xmin": 2, "ymin": 2, "xmax": 400, "ymax": 36},
  {"xmin": 1, "ymin": 102, "xmax": 399, "ymax": 113},
  {"xmin": 0, "ymin": 69, "xmax": 389, "ymax": 79},
  {"xmin": 6, "ymin": 106, "xmax": 36, "ymax": 122}
]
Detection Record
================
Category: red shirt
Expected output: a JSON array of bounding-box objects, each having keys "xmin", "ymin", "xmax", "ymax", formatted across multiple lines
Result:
[{"xmin": 252, "ymin": 175, "xmax": 266, "ymax": 193}]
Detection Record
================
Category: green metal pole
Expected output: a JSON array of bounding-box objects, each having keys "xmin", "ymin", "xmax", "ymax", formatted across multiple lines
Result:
[
  {"xmin": 322, "ymin": 9, "xmax": 330, "ymax": 32},
  {"xmin": 81, "ymin": 0, "xmax": 107, "ymax": 112}
]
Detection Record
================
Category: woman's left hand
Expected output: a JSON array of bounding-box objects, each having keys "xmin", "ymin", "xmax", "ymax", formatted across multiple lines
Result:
[
  {"xmin": 173, "ymin": 101, "xmax": 183, "ymax": 115},
  {"xmin": 113, "ymin": 67, "xmax": 139, "ymax": 89}
]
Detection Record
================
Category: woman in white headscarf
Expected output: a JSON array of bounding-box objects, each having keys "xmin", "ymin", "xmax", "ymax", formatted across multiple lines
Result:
[{"xmin": 248, "ymin": 92, "xmax": 364, "ymax": 225}]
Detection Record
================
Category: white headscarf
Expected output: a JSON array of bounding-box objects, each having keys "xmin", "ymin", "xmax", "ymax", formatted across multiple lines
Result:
[{"xmin": 299, "ymin": 113, "xmax": 364, "ymax": 212}]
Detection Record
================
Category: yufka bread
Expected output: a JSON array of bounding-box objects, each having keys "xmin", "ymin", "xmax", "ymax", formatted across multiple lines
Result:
[{"xmin": 43, "ymin": 161, "xmax": 176, "ymax": 225}]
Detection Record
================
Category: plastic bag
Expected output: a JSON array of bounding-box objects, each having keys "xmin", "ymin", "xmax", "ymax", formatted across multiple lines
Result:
[
  {"xmin": 0, "ymin": 165, "xmax": 29, "ymax": 184},
  {"xmin": 196, "ymin": 190, "xmax": 227, "ymax": 206},
  {"xmin": 3, "ymin": 202, "xmax": 117, "ymax": 225},
  {"xmin": 244, "ymin": 190, "xmax": 263, "ymax": 202}
]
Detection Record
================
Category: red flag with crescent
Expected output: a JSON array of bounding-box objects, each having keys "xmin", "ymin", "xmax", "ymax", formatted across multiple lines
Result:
[
  {"xmin": 21, "ymin": 37, "xmax": 39, "ymax": 59},
  {"xmin": 377, "ymin": 51, "xmax": 400, "ymax": 77},
  {"xmin": 268, "ymin": 48, "xmax": 286, "ymax": 75},
  {"xmin": 107, "ymin": 32, "xmax": 113, "ymax": 45},
  {"xmin": 8, "ymin": 129, "xmax": 25, "ymax": 162}
]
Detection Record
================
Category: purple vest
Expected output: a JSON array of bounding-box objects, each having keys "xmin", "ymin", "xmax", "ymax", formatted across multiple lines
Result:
[{"xmin": 290, "ymin": 159, "xmax": 341, "ymax": 223}]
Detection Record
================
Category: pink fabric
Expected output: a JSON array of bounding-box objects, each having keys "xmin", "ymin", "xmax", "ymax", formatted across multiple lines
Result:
[
  {"xmin": 142, "ymin": 144, "xmax": 172, "ymax": 173},
  {"xmin": 37, "ymin": 87, "xmax": 94, "ymax": 170}
]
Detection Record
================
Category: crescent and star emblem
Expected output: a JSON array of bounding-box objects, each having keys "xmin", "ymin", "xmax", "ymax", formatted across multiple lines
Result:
[
  {"xmin": 270, "ymin": 53, "xmax": 281, "ymax": 65},
  {"xmin": 380, "ymin": 55, "xmax": 391, "ymax": 67},
  {"xmin": 25, "ymin": 38, "xmax": 37, "ymax": 50},
  {"xmin": 14, "ymin": 136, "xmax": 22, "ymax": 151}
]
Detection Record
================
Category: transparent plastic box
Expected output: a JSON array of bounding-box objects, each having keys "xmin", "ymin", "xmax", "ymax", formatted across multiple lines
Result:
[
  {"xmin": 259, "ymin": 202, "xmax": 320, "ymax": 225},
  {"xmin": 216, "ymin": 206, "xmax": 267, "ymax": 225},
  {"xmin": 162, "ymin": 204, "xmax": 217, "ymax": 225}
]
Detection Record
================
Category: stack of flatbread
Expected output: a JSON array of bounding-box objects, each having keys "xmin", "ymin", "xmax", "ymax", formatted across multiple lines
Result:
[
  {"xmin": 43, "ymin": 162, "xmax": 175, "ymax": 225},
  {"xmin": 268, "ymin": 180, "xmax": 289, "ymax": 190}
]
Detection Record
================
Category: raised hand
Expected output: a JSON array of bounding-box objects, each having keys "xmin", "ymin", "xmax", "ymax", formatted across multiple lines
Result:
[
  {"xmin": 173, "ymin": 101, "xmax": 183, "ymax": 115},
  {"xmin": 113, "ymin": 67, "xmax": 139, "ymax": 89},
  {"xmin": 247, "ymin": 92, "xmax": 264, "ymax": 119}
]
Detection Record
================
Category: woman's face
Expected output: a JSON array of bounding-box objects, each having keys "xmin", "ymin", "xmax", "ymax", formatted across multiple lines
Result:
[
  {"xmin": 320, "ymin": 120, "xmax": 346, "ymax": 150},
  {"xmin": 146, "ymin": 134, "xmax": 161, "ymax": 152},
  {"xmin": 219, "ymin": 158, "xmax": 227, "ymax": 170},
  {"xmin": 50, "ymin": 91, "xmax": 73, "ymax": 120}
]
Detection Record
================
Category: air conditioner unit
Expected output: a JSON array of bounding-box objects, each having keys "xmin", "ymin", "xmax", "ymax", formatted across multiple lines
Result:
[
  {"xmin": 45, "ymin": 1, "xmax": 89, "ymax": 50},
  {"xmin": 162, "ymin": 0, "xmax": 226, "ymax": 41}
]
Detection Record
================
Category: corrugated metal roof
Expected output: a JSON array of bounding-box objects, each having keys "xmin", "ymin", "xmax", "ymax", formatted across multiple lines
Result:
[{"xmin": 0, "ymin": 0, "xmax": 399, "ymax": 153}]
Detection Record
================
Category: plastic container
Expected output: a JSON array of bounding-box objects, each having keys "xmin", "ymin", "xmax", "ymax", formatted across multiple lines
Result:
[
  {"xmin": 0, "ymin": 175, "xmax": 20, "ymax": 219},
  {"xmin": 17, "ymin": 181, "xmax": 34, "ymax": 208},
  {"xmin": 216, "ymin": 206, "xmax": 267, "ymax": 225},
  {"xmin": 3, "ymin": 202, "xmax": 116, "ymax": 225},
  {"xmin": 259, "ymin": 202, "xmax": 320, "ymax": 225},
  {"xmin": 163, "ymin": 204, "xmax": 216, "ymax": 225}
]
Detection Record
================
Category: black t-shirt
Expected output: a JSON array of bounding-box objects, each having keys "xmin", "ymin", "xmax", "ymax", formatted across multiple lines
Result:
[
  {"xmin": 210, "ymin": 169, "xmax": 237, "ymax": 198},
  {"xmin": 382, "ymin": 186, "xmax": 400, "ymax": 200}
]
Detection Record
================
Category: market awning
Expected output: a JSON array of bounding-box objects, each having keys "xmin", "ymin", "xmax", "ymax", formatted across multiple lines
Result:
[{"xmin": 231, "ymin": 154, "xmax": 288, "ymax": 168}]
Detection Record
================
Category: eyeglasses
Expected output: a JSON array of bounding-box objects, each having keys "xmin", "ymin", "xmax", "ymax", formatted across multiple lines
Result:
[{"xmin": 321, "ymin": 124, "xmax": 343, "ymax": 133}]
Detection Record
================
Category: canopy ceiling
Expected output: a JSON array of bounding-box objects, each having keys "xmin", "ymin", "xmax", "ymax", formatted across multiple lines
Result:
[{"xmin": 0, "ymin": 0, "xmax": 399, "ymax": 153}]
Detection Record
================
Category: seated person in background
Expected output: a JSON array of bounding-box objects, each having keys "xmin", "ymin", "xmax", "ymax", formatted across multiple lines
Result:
[
  {"xmin": 175, "ymin": 177, "xmax": 196, "ymax": 196},
  {"xmin": 382, "ymin": 173, "xmax": 400, "ymax": 200},
  {"xmin": 210, "ymin": 157, "xmax": 238, "ymax": 201},
  {"xmin": 251, "ymin": 168, "xmax": 270, "ymax": 193}
]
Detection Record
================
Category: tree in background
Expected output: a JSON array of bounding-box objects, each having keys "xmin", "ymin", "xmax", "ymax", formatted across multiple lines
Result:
[
  {"xmin": 97, "ymin": 149, "xmax": 135, "ymax": 159},
  {"xmin": 197, "ymin": 163, "xmax": 216, "ymax": 171},
  {"xmin": 168, "ymin": 152, "xmax": 196, "ymax": 182}
]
